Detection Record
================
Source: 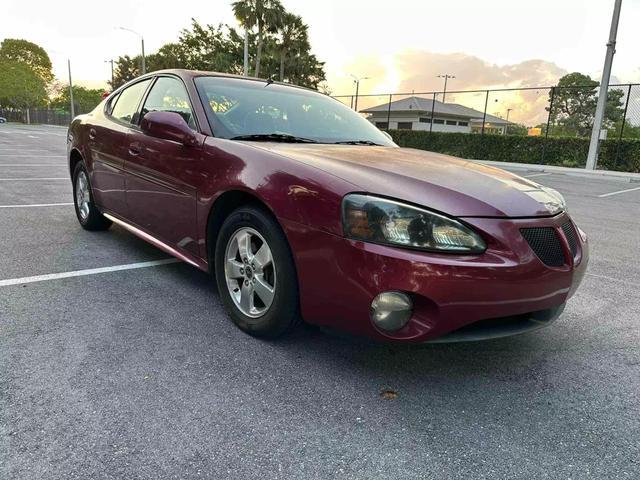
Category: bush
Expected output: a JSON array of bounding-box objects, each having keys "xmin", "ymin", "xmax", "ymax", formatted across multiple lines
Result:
[{"xmin": 387, "ymin": 130, "xmax": 640, "ymax": 173}]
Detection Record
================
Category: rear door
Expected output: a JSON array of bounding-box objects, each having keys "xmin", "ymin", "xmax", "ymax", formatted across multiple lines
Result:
[
  {"xmin": 89, "ymin": 78, "xmax": 152, "ymax": 216},
  {"xmin": 124, "ymin": 75, "xmax": 201, "ymax": 255}
]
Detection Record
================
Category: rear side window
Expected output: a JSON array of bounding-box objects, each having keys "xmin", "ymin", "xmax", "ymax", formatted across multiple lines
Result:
[{"xmin": 110, "ymin": 79, "xmax": 152, "ymax": 124}]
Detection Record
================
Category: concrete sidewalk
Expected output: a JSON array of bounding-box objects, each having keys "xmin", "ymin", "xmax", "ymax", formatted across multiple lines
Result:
[{"xmin": 476, "ymin": 159, "xmax": 640, "ymax": 183}]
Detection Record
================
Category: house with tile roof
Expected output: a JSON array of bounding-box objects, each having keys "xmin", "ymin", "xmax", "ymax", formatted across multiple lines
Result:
[{"xmin": 360, "ymin": 96, "xmax": 511, "ymax": 134}]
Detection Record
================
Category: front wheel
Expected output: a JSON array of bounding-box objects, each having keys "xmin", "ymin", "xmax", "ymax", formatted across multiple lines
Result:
[
  {"xmin": 214, "ymin": 206, "xmax": 300, "ymax": 338},
  {"xmin": 72, "ymin": 162, "xmax": 112, "ymax": 231}
]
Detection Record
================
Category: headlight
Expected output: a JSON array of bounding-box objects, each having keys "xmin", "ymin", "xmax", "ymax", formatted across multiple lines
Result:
[{"xmin": 342, "ymin": 194, "xmax": 486, "ymax": 253}]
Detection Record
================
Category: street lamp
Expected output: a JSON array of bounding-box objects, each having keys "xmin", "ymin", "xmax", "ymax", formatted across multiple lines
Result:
[
  {"xmin": 118, "ymin": 27, "xmax": 145, "ymax": 74},
  {"xmin": 437, "ymin": 74, "xmax": 455, "ymax": 103},
  {"xmin": 350, "ymin": 74, "xmax": 370, "ymax": 112},
  {"xmin": 505, "ymin": 108, "xmax": 513, "ymax": 135}
]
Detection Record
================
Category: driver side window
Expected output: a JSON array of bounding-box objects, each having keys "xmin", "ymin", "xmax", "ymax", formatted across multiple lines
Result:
[{"xmin": 141, "ymin": 77, "xmax": 196, "ymax": 130}]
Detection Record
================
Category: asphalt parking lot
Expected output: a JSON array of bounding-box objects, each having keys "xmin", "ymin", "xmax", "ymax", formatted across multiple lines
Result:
[{"xmin": 1, "ymin": 123, "xmax": 638, "ymax": 479}]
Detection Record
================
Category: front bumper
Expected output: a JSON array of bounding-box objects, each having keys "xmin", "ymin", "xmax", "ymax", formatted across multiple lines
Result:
[{"xmin": 283, "ymin": 211, "xmax": 589, "ymax": 343}]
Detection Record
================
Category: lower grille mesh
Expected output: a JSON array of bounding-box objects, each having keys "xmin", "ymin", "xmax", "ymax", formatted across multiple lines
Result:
[
  {"xmin": 520, "ymin": 227, "xmax": 565, "ymax": 267},
  {"xmin": 561, "ymin": 222, "xmax": 578, "ymax": 257}
]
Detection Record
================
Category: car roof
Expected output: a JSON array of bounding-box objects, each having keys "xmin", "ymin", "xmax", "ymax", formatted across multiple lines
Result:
[{"xmin": 145, "ymin": 69, "xmax": 318, "ymax": 94}]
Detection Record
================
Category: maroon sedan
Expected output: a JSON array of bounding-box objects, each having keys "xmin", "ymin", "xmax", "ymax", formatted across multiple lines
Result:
[{"xmin": 67, "ymin": 69, "xmax": 588, "ymax": 342}]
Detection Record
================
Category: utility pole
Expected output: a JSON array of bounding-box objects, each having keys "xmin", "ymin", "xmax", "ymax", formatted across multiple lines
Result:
[
  {"xmin": 350, "ymin": 74, "xmax": 370, "ymax": 112},
  {"xmin": 68, "ymin": 59, "xmax": 75, "ymax": 119},
  {"xmin": 243, "ymin": 29, "xmax": 249, "ymax": 76},
  {"xmin": 105, "ymin": 59, "xmax": 115, "ymax": 85},
  {"xmin": 505, "ymin": 108, "xmax": 512, "ymax": 135},
  {"xmin": 586, "ymin": 0, "xmax": 623, "ymax": 170},
  {"xmin": 437, "ymin": 74, "xmax": 455, "ymax": 103}
]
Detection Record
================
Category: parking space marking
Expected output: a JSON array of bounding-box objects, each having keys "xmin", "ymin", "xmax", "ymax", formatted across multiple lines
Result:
[
  {"xmin": 0, "ymin": 202, "xmax": 73, "ymax": 208},
  {"xmin": 0, "ymin": 258, "xmax": 181, "ymax": 287},
  {"xmin": 0, "ymin": 177, "xmax": 67, "ymax": 181},
  {"xmin": 0, "ymin": 155, "xmax": 64, "ymax": 158},
  {"xmin": 598, "ymin": 186, "xmax": 640, "ymax": 198}
]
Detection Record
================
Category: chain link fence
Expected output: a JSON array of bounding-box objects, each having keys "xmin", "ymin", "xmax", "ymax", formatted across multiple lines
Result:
[
  {"xmin": 0, "ymin": 107, "xmax": 85, "ymax": 127},
  {"xmin": 333, "ymin": 83, "xmax": 640, "ymax": 172}
]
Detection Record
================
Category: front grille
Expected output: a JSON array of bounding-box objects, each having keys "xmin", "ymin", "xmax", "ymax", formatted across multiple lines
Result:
[
  {"xmin": 561, "ymin": 222, "xmax": 578, "ymax": 257},
  {"xmin": 520, "ymin": 227, "xmax": 565, "ymax": 267}
]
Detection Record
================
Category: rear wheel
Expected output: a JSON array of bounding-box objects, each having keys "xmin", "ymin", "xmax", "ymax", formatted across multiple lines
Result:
[
  {"xmin": 214, "ymin": 206, "xmax": 300, "ymax": 338},
  {"xmin": 72, "ymin": 162, "xmax": 112, "ymax": 231}
]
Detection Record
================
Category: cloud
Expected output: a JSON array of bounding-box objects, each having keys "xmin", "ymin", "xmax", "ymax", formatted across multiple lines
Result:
[{"xmin": 339, "ymin": 50, "xmax": 570, "ymax": 125}]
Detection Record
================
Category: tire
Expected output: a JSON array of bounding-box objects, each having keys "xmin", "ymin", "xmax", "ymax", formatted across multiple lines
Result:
[
  {"xmin": 72, "ymin": 161, "xmax": 112, "ymax": 231},
  {"xmin": 214, "ymin": 205, "xmax": 300, "ymax": 338}
]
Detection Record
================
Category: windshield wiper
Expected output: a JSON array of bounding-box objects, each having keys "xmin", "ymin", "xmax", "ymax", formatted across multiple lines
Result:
[
  {"xmin": 333, "ymin": 140, "xmax": 382, "ymax": 146},
  {"xmin": 230, "ymin": 133, "xmax": 318, "ymax": 143}
]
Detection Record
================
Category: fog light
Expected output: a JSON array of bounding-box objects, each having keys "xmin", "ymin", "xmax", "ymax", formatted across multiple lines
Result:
[{"xmin": 370, "ymin": 291, "xmax": 413, "ymax": 332}]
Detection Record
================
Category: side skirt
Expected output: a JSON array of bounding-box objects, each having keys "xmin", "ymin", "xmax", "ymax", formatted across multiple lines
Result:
[{"xmin": 103, "ymin": 212, "xmax": 209, "ymax": 272}]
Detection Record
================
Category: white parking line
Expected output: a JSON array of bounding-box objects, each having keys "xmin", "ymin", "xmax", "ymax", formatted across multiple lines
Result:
[
  {"xmin": 0, "ymin": 258, "xmax": 181, "ymax": 287},
  {"xmin": 598, "ymin": 186, "xmax": 640, "ymax": 198},
  {"xmin": 0, "ymin": 202, "xmax": 73, "ymax": 208},
  {"xmin": 0, "ymin": 177, "xmax": 67, "ymax": 181}
]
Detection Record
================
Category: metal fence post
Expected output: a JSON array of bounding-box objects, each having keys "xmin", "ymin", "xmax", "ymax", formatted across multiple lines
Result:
[
  {"xmin": 430, "ymin": 92, "xmax": 436, "ymax": 134},
  {"xmin": 480, "ymin": 90, "xmax": 489, "ymax": 135},
  {"xmin": 615, "ymin": 83, "xmax": 632, "ymax": 167},
  {"xmin": 541, "ymin": 87, "xmax": 556, "ymax": 164},
  {"xmin": 386, "ymin": 94, "xmax": 392, "ymax": 130}
]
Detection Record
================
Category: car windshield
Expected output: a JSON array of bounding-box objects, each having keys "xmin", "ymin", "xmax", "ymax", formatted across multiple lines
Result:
[{"xmin": 194, "ymin": 76, "xmax": 395, "ymax": 146}]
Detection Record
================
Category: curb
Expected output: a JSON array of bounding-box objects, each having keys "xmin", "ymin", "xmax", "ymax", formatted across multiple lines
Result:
[{"xmin": 475, "ymin": 160, "xmax": 640, "ymax": 183}]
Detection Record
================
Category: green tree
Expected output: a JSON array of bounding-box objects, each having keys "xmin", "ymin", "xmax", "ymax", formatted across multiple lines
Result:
[
  {"xmin": 276, "ymin": 12, "xmax": 308, "ymax": 82},
  {"xmin": 548, "ymin": 72, "xmax": 624, "ymax": 137},
  {"xmin": 51, "ymin": 85, "xmax": 105, "ymax": 113},
  {"xmin": 110, "ymin": 13, "xmax": 325, "ymax": 90},
  {"xmin": 505, "ymin": 123, "xmax": 528, "ymax": 136},
  {"xmin": 177, "ymin": 20, "xmax": 242, "ymax": 72},
  {"xmin": 232, "ymin": 0, "xmax": 284, "ymax": 78},
  {"xmin": 0, "ymin": 39, "xmax": 53, "ymax": 83},
  {"xmin": 0, "ymin": 60, "xmax": 47, "ymax": 109}
]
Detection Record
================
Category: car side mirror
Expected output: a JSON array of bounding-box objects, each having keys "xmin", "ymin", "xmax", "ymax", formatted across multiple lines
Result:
[{"xmin": 140, "ymin": 111, "xmax": 199, "ymax": 146}]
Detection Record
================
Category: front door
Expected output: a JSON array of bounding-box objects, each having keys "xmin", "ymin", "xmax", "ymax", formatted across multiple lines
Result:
[{"xmin": 124, "ymin": 76, "xmax": 200, "ymax": 256}]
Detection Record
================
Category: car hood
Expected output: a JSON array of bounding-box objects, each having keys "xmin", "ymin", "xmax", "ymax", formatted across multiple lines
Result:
[{"xmin": 250, "ymin": 143, "xmax": 564, "ymax": 218}]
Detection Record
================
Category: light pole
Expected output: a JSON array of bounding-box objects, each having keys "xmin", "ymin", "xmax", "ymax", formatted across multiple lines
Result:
[
  {"xmin": 118, "ymin": 27, "xmax": 145, "ymax": 74},
  {"xmin": 105, "ymin": 59, "xmax": 115, "ymax": 86},
  {"xmin": 586, "ymin": 0, "xmax": 623, "ymax": 170},
  {"xmin": 505, "ymin": 108, "xmax": 512, "ymax": 135},
  {"xmin": 437, "ymin": 74, "xmax": 455, "ymax": 103},
  {"xmin": 350, "ymin": 74, "xmax": 370, "ymax": 112}
]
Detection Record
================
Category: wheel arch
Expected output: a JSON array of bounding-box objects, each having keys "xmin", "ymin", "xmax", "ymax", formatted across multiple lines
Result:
[
  {"xmin": 69, "ymin": 148, "xmax": 84, "ymax": 179},
  {"xmin": 205, "ymin": 189, "xmax": 282, "ymax": 267}
]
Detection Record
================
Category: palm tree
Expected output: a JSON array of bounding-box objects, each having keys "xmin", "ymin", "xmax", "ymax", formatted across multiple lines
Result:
[
  {"xmin": 277, "ymin": 13, "xmax": 308, "ymax": 82},
  {"xmin": 232, "ymin": 0, "xmax": 284, "ymax": 78}
]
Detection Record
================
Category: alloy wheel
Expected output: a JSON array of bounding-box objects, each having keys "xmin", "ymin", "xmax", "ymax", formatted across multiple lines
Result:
[
  {"xmin": 224, "ymin": 227, "xmax": 276, "ymax": 318},
  {"xmin": 75, "ymin": 170, "xmax": 90, "ymax": 221}
]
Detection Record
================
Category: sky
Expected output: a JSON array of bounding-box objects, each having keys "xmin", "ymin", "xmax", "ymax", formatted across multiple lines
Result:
[{"xmin": 2, "ymin": 0, "xmax": 639, "ymax": 123}]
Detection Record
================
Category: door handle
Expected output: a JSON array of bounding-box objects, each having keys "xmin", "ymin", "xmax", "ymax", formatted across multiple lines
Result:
[
  {"xmin": 128, "ymin": 144, "xmax": 142, "ymax": 156},
  {"xmin": 89, "ymin": 128, "xmax": 96, "ymax": 140}
]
